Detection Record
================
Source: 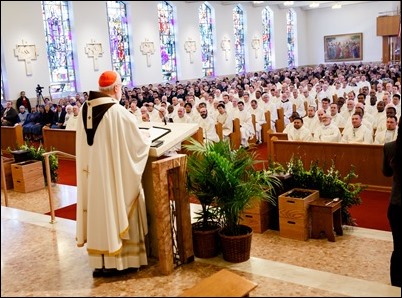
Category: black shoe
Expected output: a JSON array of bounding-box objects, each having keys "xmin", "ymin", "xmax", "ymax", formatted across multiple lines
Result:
[
  {"xmin": 92, "ymin": 268, "xmax": 104, "ymax": 278},
  {"xmin": 102, "ymin": 267, "xmax": 139, "ymax": 277}
]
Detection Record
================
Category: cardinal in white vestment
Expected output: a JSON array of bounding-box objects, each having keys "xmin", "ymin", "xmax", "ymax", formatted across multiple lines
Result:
[{"xmin": 76, "ymin": 70, "xmax": 151, "ymax": 277}]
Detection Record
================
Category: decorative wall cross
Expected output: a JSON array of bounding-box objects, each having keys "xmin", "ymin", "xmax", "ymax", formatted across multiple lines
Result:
[
  {"xmin": 140, "ymin": 39, "xmax": 155, "ymax": 67},
  {"xmin": 85, "ymin": 40, "xmax": 103, "ymax": 71},
  {"xmin": 184, "ymin": 38, "xmax": 197, "ymax": 64},
  {"xmin": 251, "ymin": 36, "xmax": 261, "ymax": 59},
  {"xmin": 14, "ymin": 40, "xmax": 38, "ymax": 76},
  {"xmin": 221, "ymin": 36, "xmax": 231, "ymax": 61}
]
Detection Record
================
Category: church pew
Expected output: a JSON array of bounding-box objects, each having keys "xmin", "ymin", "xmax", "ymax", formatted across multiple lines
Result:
[
  {"xmin": 215, "ymin": 122, "xmax": 223, "ymax": 141},
  {"xmin": 230, "ymin": 118, "xmax": 241, "ymax": 149},
  {"xmin": 266, "ymin": 132, "xmax": 288, "ymax": 160},
  {"xmin": 42, "ymin": 127, "xmax": 76, "ymax": 158},
  {"xmin": 275, "ymin": 107, "xmax": 285, "ymax": 132},
  {"xmin": 1, "ymin": 124, "xmax": 24, "ymax": 154},
  {"xmin": 261, "ymin": 111, "xmax": 271, "ymax": 144},
  {"xmin": 268, "ymin": 136, "xmax": 391, "ymax": 191}
]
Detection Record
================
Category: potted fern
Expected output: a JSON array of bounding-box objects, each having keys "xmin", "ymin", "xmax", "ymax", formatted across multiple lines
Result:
[{"xmin": 184, "ymin": 139, "xmax": 281, "ymax": 262}]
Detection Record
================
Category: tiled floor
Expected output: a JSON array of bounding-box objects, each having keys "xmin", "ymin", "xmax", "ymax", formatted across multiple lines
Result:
[{"xmin": 1, "ymin": 184, "xmax": 400, "ymax": 297}]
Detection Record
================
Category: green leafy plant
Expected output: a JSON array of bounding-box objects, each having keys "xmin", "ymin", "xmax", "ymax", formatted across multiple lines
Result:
[
  {"xmin": 184, "ymin": 139, "xmax": 282, "ymax": 236},
  {"xmin": 268, "ymin": 156, "xmax": 366, "ymax": 226},
  {"xmin": 9, "ymin": 143, "xmax": 59, "ymax": 184}
]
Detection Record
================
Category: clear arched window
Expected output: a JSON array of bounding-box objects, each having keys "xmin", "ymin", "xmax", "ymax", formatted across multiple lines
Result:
[
  {"xmin": 262, "ymin": 6, "xmax": 273, "ymax": 71},
  {"xmin": 233, "ymin": 5, "xmax": 245, "ymax": 74},
  {"xmin": 286, "ymin": 9, "xmax": 296, "ymax": 68},
  {"xmin": 106, "ymin": 1, "xmax": 132, "ymax": 85},
  {"xmin": 158, "ymin": 1, "xmax": 177, "ymax": 82},
  {"xmin": 41, "ymin": 1, "xmax": 76, "ymax": 92},
  {"xmin": 199, "ymin": 2, "xmax": 214, "ymax": 77}
]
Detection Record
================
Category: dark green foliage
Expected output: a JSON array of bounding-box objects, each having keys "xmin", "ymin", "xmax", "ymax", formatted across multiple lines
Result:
[
  {"xmin": 13, "ymin": 143, "xmax": 59, "ymax": 184},
  {"xmin": 268, "ymin": 156, "xmax": 366, "ymax": 226},
  {"xmin": 184, "ymin": 139, "xmax": 282, "ymax": 236}
]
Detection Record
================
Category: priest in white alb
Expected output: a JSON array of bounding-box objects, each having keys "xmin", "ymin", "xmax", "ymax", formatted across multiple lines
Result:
[{"xmin": 76, "ymin": 70, "xmax": 151, "ymax": 277}]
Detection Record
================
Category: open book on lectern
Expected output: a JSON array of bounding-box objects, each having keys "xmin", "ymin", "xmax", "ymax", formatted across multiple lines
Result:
[{"xmin": 139, "ymin": 126, "xmax": 171, "ymax": 147}]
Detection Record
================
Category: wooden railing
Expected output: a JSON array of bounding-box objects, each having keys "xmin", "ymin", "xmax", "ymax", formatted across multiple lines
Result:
[{"xmin": 43, "ymin": 150, "xmax": 76, "ymax": 223}]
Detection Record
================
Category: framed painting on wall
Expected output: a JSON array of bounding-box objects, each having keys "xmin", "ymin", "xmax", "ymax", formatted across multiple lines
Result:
[{"xmin": 324, "ymin": 33, "xmax": 363, "ymax": 62}]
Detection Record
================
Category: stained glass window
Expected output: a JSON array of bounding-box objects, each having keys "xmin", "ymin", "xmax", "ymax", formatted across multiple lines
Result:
[
  {"xmin": 286, "ymin": 9, "xmax": 296, "ymax": 68},
  {"xmin": 199, "ymin": 2, "xmax": 214, "ymax": 77},
  {"xmin": 233, "ymin": 5, "xmax": 245, "ymax": 74},
  {"xmin": 1, "ymin": 73, "xmax": 4, "ymax": 104},
  {"xmin": 158, "ymin": 1, "xmax": 177, "ymax": 82},
  {"xmin": 262, "ymin": 6, "xmax": 273, "ymax": 71},
  {"xmin": 106, "ymin": 1, "xmax": 132, "ymax": 85},
  {"xmin": 41, "ymin": 1, "xmax": 76, "ymax": 93}
]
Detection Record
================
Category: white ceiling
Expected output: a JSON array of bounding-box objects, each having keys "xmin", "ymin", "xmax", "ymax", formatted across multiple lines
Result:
[{"xmin": 186, "ymin": 1, "xmax": 378, "ymax": 11}]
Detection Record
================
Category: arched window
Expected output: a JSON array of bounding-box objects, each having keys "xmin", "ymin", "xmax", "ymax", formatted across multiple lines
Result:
[
  {"xmin": 286, "ymin": 9, "xmax": 296, "ymax": 68},
  {"xmin": 1, "ymin": 73, "xmax": 4, "ymax": 104},
  {"xmin": 106, "ymin": 1, "xmax": 132, "ymax": 85},
  {"xmin": 233, "ymin": 5, "xmax": 245, "ymax": 74},
  {"xmin": 158, "ymin": 1, "xmax": 177, "ymax": 82},
  {"xmin": 199, "ymin": 2, "xmax": 214, "ymax": 77},
  {"xmin": 262, "ymin": 6, "xmax": 273, "ymax": 71},
  {"xmin": 41, "ymin": 1, "xmax": 76, "ymax": 93}
]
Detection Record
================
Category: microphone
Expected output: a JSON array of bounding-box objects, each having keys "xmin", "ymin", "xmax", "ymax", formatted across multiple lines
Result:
[{"xmin": 153, "ymin": 106, "xmax": 167, "ymax": 125}]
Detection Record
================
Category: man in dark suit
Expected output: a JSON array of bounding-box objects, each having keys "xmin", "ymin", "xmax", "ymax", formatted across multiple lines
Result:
[
  {"xmin": 382, "ymin": 120, "xmax": 401, "ymax": 287},
  {"xmin": 51, "ymin": 104, "xmax": 67, "ymax": 129},
  {"xmin": 1, "ymin": 100, "xmax": 19, "ymax": 126}
]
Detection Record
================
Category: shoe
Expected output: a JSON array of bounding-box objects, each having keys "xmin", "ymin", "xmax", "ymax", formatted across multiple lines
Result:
[
  {"xmin": 256, "ymin": 140, "xmax": 262, "ymax": 145},
  {"xmin": 92, "ymin": 268, "xmax": 104, "ymax": 278},
  {"xmin": 96, "ymin": 267, "xmax": 139, "ymax": 278}
]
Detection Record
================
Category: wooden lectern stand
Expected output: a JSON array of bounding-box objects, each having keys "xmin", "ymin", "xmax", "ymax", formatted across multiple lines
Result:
[{"xmin": 140, "ymin": 122, "xmax": 199, "ymax": 275}]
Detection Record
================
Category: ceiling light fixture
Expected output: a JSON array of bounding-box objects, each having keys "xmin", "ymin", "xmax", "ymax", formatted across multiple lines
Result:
[
  {"xmin": 253, "ymin": 1, "xmax": 264, "ymax": 4},
  {"xmin": 284, "ymin": 1, "xmax": 294, "ymax": 6},
  {"xmin": 332, "ymin": 2, "xmax": 342, "ymax": 9},
  {"xmin": 309, "ymin": 2, "xmax": 319, "ymax": 8}
]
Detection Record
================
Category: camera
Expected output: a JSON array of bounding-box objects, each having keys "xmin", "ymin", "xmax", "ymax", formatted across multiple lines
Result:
[{"xmin": 36, "ymin": 84, "xmax": 44, "ymax": 95}]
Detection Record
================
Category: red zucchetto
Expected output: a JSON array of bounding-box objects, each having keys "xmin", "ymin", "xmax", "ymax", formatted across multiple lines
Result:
[{"xmin": 98, "ymin": 70, "xmax": 118, "ymax": 87}]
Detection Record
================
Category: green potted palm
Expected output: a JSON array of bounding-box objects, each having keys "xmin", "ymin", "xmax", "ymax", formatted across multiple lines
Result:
[
  {"xmin": 186, "ymin": 140, "xmax": 223, "ymax": 258},
  {"xmin": 184, "ymin": 139, "xmax": 281, "ymax": 262}
]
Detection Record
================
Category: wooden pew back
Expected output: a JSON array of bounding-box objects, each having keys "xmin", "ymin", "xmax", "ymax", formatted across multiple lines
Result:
[
  {"xmin": 42, "ymin": 127, "xmax": 76, "ymax": 158},
  {"xmin": 1, "ymin": 124, "xmax": 24, "ymax": 153},
  {"xmin": 269, "ymin": 137, "xmax": 391, "ymax": 191},
  {"xmin": 275, "ymin": 107, "xmax": 285, "ymax": 132},
  {"xmin": 261, "ymin": 111, "xmax": 271, "ymax": 143},
  {"xmin": 230, "ymin": 118, "xmax": 241, "ymax": 149}
]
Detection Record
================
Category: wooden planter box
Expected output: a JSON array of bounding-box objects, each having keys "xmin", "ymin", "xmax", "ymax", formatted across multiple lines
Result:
[
  {"xmin": 278, "ymin": 188, "xmax": 319, "ymax": 241},
  {"xmin": 1, "ymin": 157, "xmax": 15, "ymax": 190},
  {"xmin": 240, "ymin": 197, "xmax": 269, "ymax": 233},
  {"xmin": 11, "ymin": 160, "xmax": 44, "ymax": 193}
]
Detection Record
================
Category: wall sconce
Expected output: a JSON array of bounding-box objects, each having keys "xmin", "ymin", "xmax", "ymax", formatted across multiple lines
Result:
[
  {"xmin": 140, "ymin": 39, "xmax": 155, "ymax": 67},
  {"xmin": 85, "ymin": 40, "xmax": 103, "ymax": 71},
  {"xmin": 332, "ymin": 2, "xmax": 342, "ymax": 9},
  {"xmin": 14, "ymin": 40, "xmax": 38, "ymax": 76},
  {"xmin": 184, "ymin": 38, "xmax": 197, "ymax": 64},
  {"xmin": 251, "ymin": 35, "xmax": 261, "ymax": 59},
  {"xmin": 221, "ymin": 36, "xmax": 231, "ymax": 61}
]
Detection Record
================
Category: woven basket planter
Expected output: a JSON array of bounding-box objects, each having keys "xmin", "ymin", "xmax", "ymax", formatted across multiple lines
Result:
[
  {"xmin": 192, "ymin": 222, "xmax": 221, "ymax": 258},
  {"xmin": 219, "ymin": 225, "xmax": 253, "ymax": 263}
]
